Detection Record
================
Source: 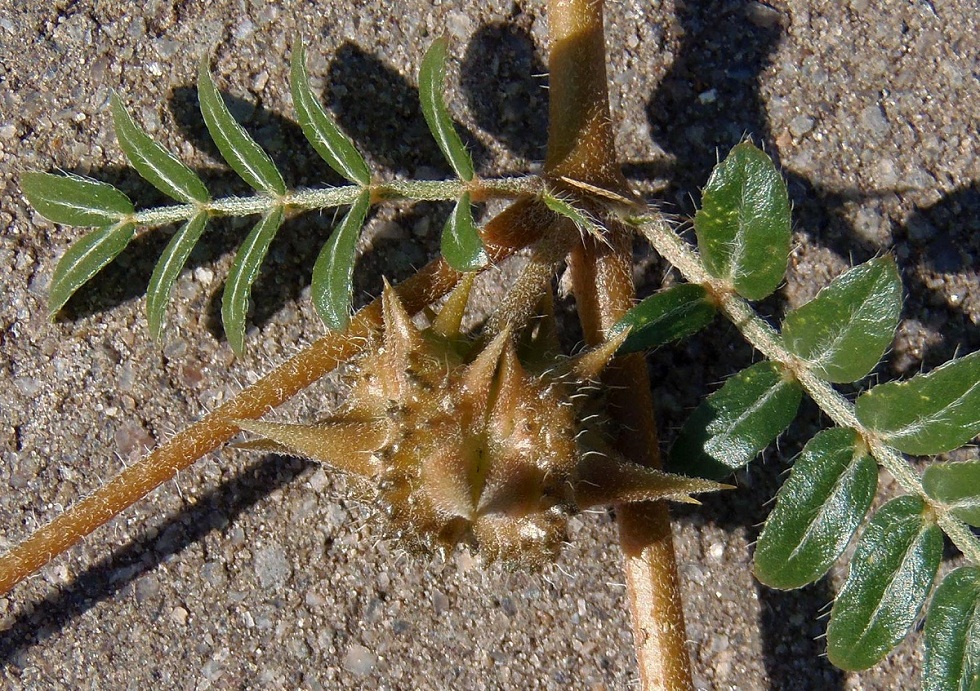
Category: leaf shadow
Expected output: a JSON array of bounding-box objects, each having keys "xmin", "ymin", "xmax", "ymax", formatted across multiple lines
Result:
[
  {"xmin": 0, "ymin": 454, "xmax": 313, "ymax": 668},
  {"xmin": 325, "ymin": 42, "xmax": 489, "ymax": 175},
  {"xmin": 460, "ymin": 21, "xmax": 549, "ymax": 163}
]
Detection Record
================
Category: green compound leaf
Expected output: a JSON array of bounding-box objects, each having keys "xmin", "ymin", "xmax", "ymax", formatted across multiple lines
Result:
[
  {"xmin": 753, "ymin": 428, "xmax": 877, "ymax": 590},
  {"xmin": 221, "ymin": 207, "xmax": 285, "ymax": 354},
  {"xmin": 827, "ymin": 495, "xmax": 943, "ymax": 671},
  {"xmin": 290, "ymin": 40, "xmax": 371, "ymax": 187},
  {"xmin": 612, "ymin": 284, "xmax": 717, "ymax": 354},
  {"xmin": 22, "ymin": 171, "xmax": 133, "ymax": 227},
  {"xmin": 311, "ymin": 190, "xmax": 371, "ymax": 331},
  {"xmin": 146, "ymin": 212, "xmax": 209, "ymax": 340},
  {"xmin": 49, "ymin": 221, "xmax": 137, "ymax": 315},
  {"xmin": 198, "ymin": 57, "xmax": 286, "ymax": 196},
  {"xmin": 441, "ymin": 192, "xmax": 487, "ymax": 272},
  {"xmin": 668, "ymin": 361, "xmax": 802, "ymax": 480},
  {"xmin": 111, "ymin": 93, "xmax": 210, "ymax": 204},
  {"xmin": 923, "ymin": 566, "xmax": 980, "ymax": 691},
  {"xmin": 855, "ymin": 350, "xmax": 980, "ymax": 455},
  {"xmin": 923, "ymin": 461, "xmax": 980, "ymax": 527},
  {"xmin": 782, "ymin": 257, "xmax": 902, "ymax": 383},
  {"xmin": 418, "ymin": 37, "xmax": 474, "ymax": 182},
  {"xmin": 694, "ymin": 142, "xmax": 791, "ymax": 300}
]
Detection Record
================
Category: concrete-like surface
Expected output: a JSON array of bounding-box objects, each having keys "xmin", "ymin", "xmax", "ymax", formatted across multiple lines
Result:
[{"xmin": 1, "ymin": 1, "xmax": 977, "ymax": 688}]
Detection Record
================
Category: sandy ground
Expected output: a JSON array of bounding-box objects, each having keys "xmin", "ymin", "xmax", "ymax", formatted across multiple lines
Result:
[{"xmin": 0, "ymin": 1, "xmax": 978, "ymax": 689}]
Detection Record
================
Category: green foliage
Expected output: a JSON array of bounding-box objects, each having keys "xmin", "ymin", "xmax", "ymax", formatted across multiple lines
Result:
[
  {"xmin": 924, "ymin": 566, "xmax": 980, "ymax": 691},
  {"xmin": 923, "ymin": 461, "xmax": 980, "ymax": 527},
  {"xmin": 694, "ymin": 141, "xmax": 791, "ymax": 300},
  {"xmin": 290, "ymin": 40, "xmax": 371, "ymax": 187},
  {"xmin": 146, "ymin": 212, "xmax": 209, "ymax": 339},
  {"xmin": 612, "ymin": 283, "xmax": 717, "ymax": 353},
  {"xmin": 668, "ymin": 361, "xmax": 802, "ymax": 480},
  {"xmin": 22, "ymin": 171, "xmax": 133, "ymax": 227},
  {"xmin": 827, "ymin": 496, "xmax": 943, "ymax": 670},
  {"xmin": 48, "ymin": 220, "xmax": 137, "ymax": 315},
  {"xmin": 111, "ymin": 93, "xmax": 210, "ymax": 204},
  {"xmin": 781, "ymin": 257, "xmax": 902, "ymax": 383},
  {"xmin": 311, "ymin": 190, "xmax": 371, "ymax": 331},
  {"xmin": 418, "ymin": 37, "xmax": 475, "ymax": 183},
  {"xmin": 753, "ymin": 428, "xmax": 877, "ymax": 590},
  {"xmin": 855, "ymin": 350, "xmax": 980, "ymax": 455},
  {"xmin": 198, "ymin": 57, "xmax": 286, "ymax": 196},
  {"xmin": 222, "ymin": 208, "xmax": 285, "ymax": 353},
  {"xmin": 441, "ymin": 193, "xmax": 487, "ymax": 271}
]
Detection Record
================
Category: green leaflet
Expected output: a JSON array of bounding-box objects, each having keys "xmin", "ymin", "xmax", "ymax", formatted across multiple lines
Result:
[
  {"xmin": 827, "ymin": 495, "xmax": 943, "ymax": 671},
  {"xmin": 668, "ymin": 361, "xmax": 802, "ymax": 480},
  {"xmin": 612, "ymin": 283, "xmax": 717, "ymax": 353},
  {"xmin": 22, "ymin": 171, "xmax": 133, "ymax": 227},
  {"xmin": 48, "ymin": 221, "xmax": 137, "ymax": 315},
  {"xmin": 311, "ymin": 190, "xmax": 371, "ymax": 331},
  {"xmin": 198, "ymin": 57, "xmax": 286, "ymax": 196},
  {"xmin": 111, "ymin": 93, "xmax": 210, "ymax": 204},
  {"xmin": 418, "ymin": 37, "xmax": 474, "ymax": 182},
  {"xmin": 694, "ymin": 142, "xmax": 791, "ymax": 300},
  {"xmin": 146, "ymin": 212, "xmax": 209, "ymax": 340},
  {"xmin": 290, "ymin": 39, "xmax": 371, "ymax": 187},
  {"xmin": 855, "ymin": 350, "xmax": 980, "ymax": 455},
  {"xmin": 440, "ymin": 193, "xmax": 487, "ymax": 272},
  {"xmin": 221, "ymin": 207, "xmax": 285, "ymax": 353},
  {"xmin": 753, "ymin": 428, "xmax": 877, "ymax": 589},
  {"xmin": 542, "ymin": 190, "xmax": 605, "ymax": 241},
  {"xmin": 923, "ymin": 461, "xmax": 980, "ymax": 527},
  {"xmin": 781, "ymin": 257, "xmax": 902, "ymax": 383},
  {"xmin": 924, "ymin": 566, "xmax": 980, "ymax": 691}
]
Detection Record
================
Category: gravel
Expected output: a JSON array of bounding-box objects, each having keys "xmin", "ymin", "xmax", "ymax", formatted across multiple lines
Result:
[{"xmin": 1, "ymin": 1, "xmax": 978, "ymax": 689}]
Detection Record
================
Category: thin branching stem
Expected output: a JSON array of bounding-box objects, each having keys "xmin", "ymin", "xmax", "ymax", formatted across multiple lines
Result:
[
  {"xmin": 634, "ymin": 212, "xmax": 980, "ymax": 567},
  {"xmin": 128, "ymin": 175, "xmax": 542, "ymax": 228}
]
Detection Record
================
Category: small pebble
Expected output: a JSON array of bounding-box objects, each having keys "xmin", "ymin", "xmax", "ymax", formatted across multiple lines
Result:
[{"xmin": 343, "ymin": 643, "xmax": 377, "ymax": 677}]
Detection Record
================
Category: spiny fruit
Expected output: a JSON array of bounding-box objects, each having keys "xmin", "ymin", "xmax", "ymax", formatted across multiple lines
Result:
[{"xmin": 236, "ymin": 276, "xmax": 721, "ymax": 565}]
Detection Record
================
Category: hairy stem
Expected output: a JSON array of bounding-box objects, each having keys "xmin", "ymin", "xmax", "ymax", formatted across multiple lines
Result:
[
  {"xmin": 0, "ymin": 200, "xmax": 539, "ymax": 597},
  {"xmin": 635, "ymin": 213, "xmax": 980, "ymax": 567},
  {"xmin": 546, "ymin": 1, "xmax": 693, "ymax": 688},
  {"xmin": 125, "ymin": 175, "xmax": 541, "ymax": 229}
]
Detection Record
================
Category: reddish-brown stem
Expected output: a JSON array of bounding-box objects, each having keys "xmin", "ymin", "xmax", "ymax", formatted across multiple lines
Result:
[
  {"xmin": 0, "ymin": 200, "xmax": 538, "ymax": 597},
  {"xmin": 546, "ymin": 1, "xmax": 693, "ymax": 689}
]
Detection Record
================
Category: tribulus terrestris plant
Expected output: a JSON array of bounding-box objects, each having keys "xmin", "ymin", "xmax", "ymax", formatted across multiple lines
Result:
[{"xmin": 2, "ymin": 2, "xmax": 978, "ymax": 689}]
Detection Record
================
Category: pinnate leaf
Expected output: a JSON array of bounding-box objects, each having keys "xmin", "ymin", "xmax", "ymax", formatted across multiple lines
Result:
[
  {"xmin": 694, "ymin": 142, "xmax": 791, "ymax": 300},
  {"xmin": 290, "ymin": 40, "xmax": 371, "ymax": 186},
  {"xmin": 111, "ymin": 93, "xmax": 210, "ymax": 204},
  {"xmin": 311, "ymin": 190, "xmax": 371, "ymax": 331},
  {"xmin": 22, "ymin": 172, "xmax": 133, "ymax": 227},
  {"xmin": 924, "ymin": 566, "xmax": 980, "ymax": 691},
  {"xmin": 753, "ymin": 428, "xmax": 877, "ymax": 589},
  {"xmin": 418, "ymin": 37, "xmax": 474, "ymax": 182},
  {"xmin": 221, "ymin": 207, "xmax": 285, "ymax": 353},
  {"xmin": 855, "ymin": 350, "xmax": 980, "ymax": 455},
  {"xmin": 668, "ymin": 361, "xmax": 802, "ymax": 480},
  {"xmin": 827, "ymin": 495, "xmax": 943, "ymax": 671},
  {"xmin": 49, "ymin": 221, "xmax": 137, "ymax": 315},
  {"xmin": 146, "ymin": 212, "xmax": 209, "ymax": 340},
  {"xmin": 198, "ymin": 58, "xmax": 286, "ymax": 196},
  {"xmin": 782, "ymin": 256, "xmax": 901, "ymax": 383},
  {"xmin": 923, "ymin": 461, "xmax": 980, "ymax": 527},
  {"xmin": 441, "ymin": 193, "xmax": 487, "ymax": 272},
  {"xmin": 612, "ymin": 283, "xmax": 717, "ymax": 353}
]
